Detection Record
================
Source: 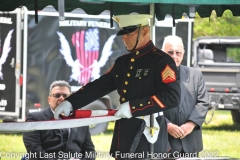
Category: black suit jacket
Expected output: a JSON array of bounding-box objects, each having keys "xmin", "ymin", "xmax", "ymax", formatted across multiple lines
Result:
[
  {"xmin": 23, "ymin": 107, "xmax": 95, "ymax": 160},
  {"xmin": 164, "ymin": 65, "xmax": 209, "ymax": 153}
]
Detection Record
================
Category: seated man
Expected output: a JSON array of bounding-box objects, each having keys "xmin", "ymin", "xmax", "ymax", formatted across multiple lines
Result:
[{"xmin": 23, "ymin": 80, "xmax": 95, "ymax": 160}]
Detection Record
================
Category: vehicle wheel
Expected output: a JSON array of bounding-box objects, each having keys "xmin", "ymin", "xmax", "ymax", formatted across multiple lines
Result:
[
  {"xmin": 81, "ymin": 100, "xmax": 109, "ymax": 135},
  {"xmin": 231, "ymin": 110, "xmax": 240, "ymax": 124}
]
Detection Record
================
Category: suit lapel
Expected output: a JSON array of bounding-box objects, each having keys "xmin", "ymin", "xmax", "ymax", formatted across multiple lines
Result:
[
  {"xmin": 65, "ymin": 128, "xmax": 77, "ymax": 147},
  {"xmin": 44, "ymin": 107, "xmax": 54, "ymax": 119},
  {"xmin": 44, "ymin": 108, "xmax": 62, "ymax": 136},
  {"xmin": 179, "ymin": 65, "xmax": 190, "ymax": 106},
  {"xmin": 68, "ymin": 128, "xmax": 77, "ymax": 140}
]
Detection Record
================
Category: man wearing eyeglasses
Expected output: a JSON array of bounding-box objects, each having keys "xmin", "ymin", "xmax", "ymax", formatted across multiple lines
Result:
[
  {"xmin": 23, "ymin": 80, "xmax": 95, "ymax": 160},
  {"xmin": 162, "ymin": 35, "xmax": 209, "ymax": 157}
]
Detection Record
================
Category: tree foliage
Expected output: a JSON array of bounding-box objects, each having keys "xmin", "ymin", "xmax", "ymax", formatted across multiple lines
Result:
[
  {"xmin": 193, "ymin": 10, "xmax": 240, "ymax": 38},
  {"xmin": 227, "ymin": 48, "xmax": 240, "ymax": 62},
  {"xmin": 194, "ymin": 10, "xmax": 240, "ymax": 61}
]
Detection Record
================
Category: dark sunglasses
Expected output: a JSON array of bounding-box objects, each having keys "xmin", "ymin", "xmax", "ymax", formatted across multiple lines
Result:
[{"xmin": 50, "ymin": 93, "xmax": 69, "ymax": 98}]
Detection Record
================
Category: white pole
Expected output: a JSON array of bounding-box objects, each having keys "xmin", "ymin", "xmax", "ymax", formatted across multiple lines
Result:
[
  {"xmin": 22, "ymin": 6, "xmax": 28, "ymax": 121},
  {"xmin": 187, "ymin": 20, "xmax": 193, "ymax": 67},
  {"xmin": 150, "ymin": 3, "xmax": 155, "ymax": 44},
  {"xmin": 58, "ymin": 0, "xmax": 65, "ymax": 21}
]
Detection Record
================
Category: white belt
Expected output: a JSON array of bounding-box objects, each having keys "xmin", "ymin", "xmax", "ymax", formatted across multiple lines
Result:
[
  {"xmin": 136, "ymin": 112, "xmax": 163, "ymax": 144},
  {"xmin": 158, "ymin": 111, "xmax": 164, "ymax": 116}
]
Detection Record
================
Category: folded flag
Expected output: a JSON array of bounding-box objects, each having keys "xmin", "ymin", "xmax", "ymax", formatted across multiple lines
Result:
[{"xmin": 60, "ymin": 109, "xmax": 117, "ymax": 119}]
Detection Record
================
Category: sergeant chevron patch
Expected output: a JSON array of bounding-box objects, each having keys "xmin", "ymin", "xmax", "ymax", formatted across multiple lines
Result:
[{"xmin": 161, "ymin": 64, "xmax": 176, "ymax": 83}]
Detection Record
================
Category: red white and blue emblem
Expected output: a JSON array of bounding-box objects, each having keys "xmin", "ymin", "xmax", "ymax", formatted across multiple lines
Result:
[{"xmin": 57, "ymin": 30, "xmax": 116, "ymax": 86}]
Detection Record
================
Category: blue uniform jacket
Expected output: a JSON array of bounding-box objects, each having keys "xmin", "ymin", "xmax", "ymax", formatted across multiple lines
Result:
[{"xmin": 66, "ymin": 40, "xmax": 181, "ymax": 159}]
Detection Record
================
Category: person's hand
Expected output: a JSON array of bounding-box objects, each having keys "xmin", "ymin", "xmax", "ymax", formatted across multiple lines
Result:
[
  {"xmin": 54, "ymin": 101, "xmax": 73, "ymax": 119},
  {"xmin": 114, "ymin": 102, "xmax": 132, "ymax": 119},
  {"xmin": 167, "ymin": 123, "xmax": 184, "ymax": 139},
  {"xmin": 179, "ymin": 121, "xmax": 195, "ymax": 139}
]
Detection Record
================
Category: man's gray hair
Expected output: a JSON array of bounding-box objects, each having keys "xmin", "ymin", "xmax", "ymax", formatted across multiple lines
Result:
[
  {"xmin": 49, "ymin": 80, "xmax": 71, "ymax": 95},
  {"xmin": 162, "ymin": 35, "xmax": 184, "ymax": 50}
]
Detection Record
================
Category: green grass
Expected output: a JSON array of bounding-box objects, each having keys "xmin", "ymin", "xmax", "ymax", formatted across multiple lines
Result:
[
  {"xmin": 200, "ymin": 110, "xmax": 240, "ymax": 158},
  {"xmin": 201, "ymin": 130, "xmax": 240, "ymax": 158},
  {"xmin": 0, "ymin": 110, "xmax": 240, "ymax": 160},
  {"xmin": 0, "ymin": 134, "xmax": 27, "ymax": 160}
]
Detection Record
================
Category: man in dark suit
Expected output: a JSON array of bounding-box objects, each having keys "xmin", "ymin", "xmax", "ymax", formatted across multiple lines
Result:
[
  {"xmin": 54, "ymin": 14, "xmax": 181, "ymax": 159},
  {"xmin": 162, "ymin": 35, "xmax": 209, "ymax": 157},
  {"xmin": 23, "ymin": 80, "xmax": 95, "ymax": 160}
]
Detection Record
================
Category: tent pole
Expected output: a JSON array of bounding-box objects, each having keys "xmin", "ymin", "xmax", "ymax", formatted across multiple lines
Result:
[
  {"xmin": 150, "ymin": 3, "xmax": 155, "ymax": 45},
  {"xmin": 58, "ymin": 0, "xmax": 65, "ymax": 21},
  {"xmin": 149, "ymin": 4, "xmax": 155, "ymax": 160}
]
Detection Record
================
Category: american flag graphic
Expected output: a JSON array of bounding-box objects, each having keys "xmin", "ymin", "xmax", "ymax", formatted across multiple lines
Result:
[{"xmin": 72, "ymin": 28, "xmax": 99, "ymax": 85}]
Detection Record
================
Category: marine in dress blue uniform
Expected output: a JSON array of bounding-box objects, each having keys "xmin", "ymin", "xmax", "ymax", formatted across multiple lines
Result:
[{"xmin": 54, "ymin": 14, "xmax": 181, "ymax": 159}]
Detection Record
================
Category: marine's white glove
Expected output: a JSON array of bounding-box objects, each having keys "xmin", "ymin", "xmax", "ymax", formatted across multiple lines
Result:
[
  {"xmin": 114, "ymin": 102, "xmax": 132, "ymax": 119},
  {"xmin": 54, "ymin": 101, "xmax": 73, "ymax": 119}
]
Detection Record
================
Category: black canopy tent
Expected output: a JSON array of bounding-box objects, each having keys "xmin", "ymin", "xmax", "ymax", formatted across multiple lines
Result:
[{"xmin": 1, "ymin": 0, "xmax": 240, "ymax": 20}]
